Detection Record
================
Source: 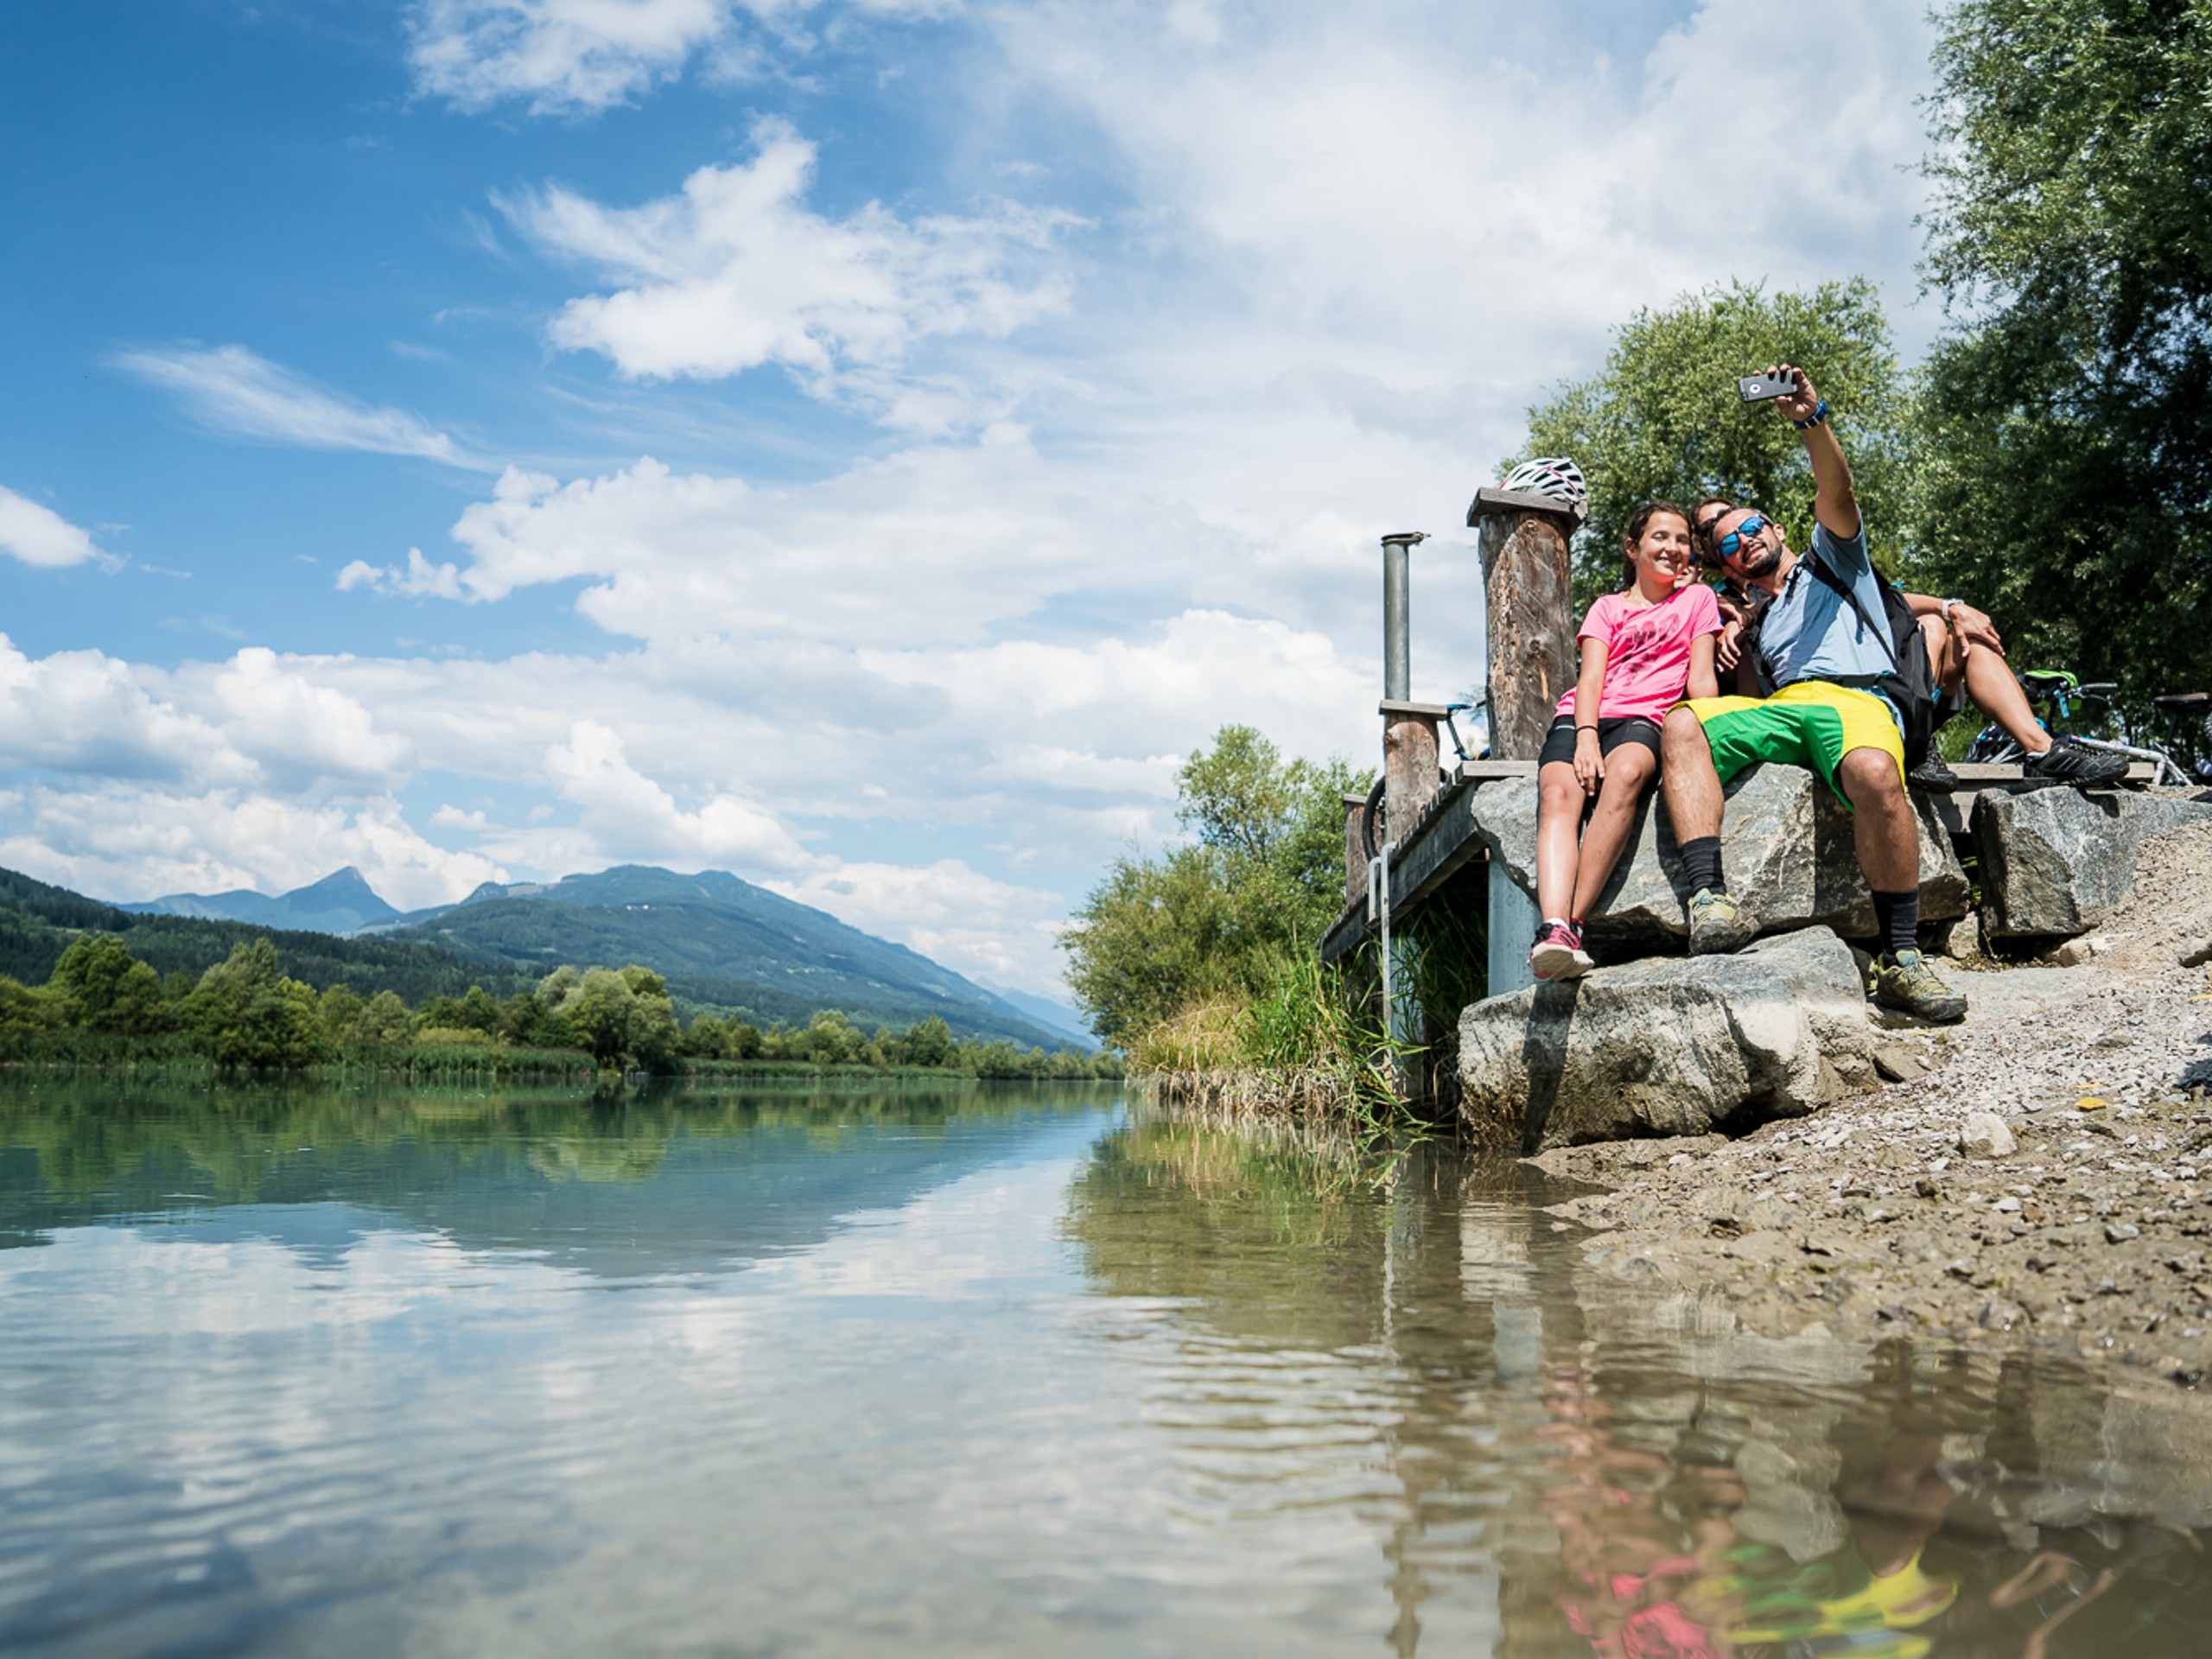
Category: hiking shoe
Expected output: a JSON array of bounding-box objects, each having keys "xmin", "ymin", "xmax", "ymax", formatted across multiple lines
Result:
[
  {"xmin": 1870, "ymin": 949, "xmax": 1968, "ymax": 1023},
  {"xmin": 1686, "ymin": 888, "xmax": 1758, "ymax": 956},
  {"xmin": 2023, "ymin": 735, "xmax": 2132, "ymax": 787},
  {"xmin": 1529, "ymin": 918, "xmax": 1592, "ymax": 982},
  {"xmin": 1908, "ymin": 752, "xmax": 1961, "ymax": 793}
]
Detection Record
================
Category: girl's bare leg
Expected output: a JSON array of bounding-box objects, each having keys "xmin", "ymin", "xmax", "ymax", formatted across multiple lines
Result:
[
  {"xmin": 1568, "ymin": 746, "xmax": 1657, "ymax": 920},
  {"xmin": 1536, "ymin": 761, "xmax": 1586, "ymax": 919}
]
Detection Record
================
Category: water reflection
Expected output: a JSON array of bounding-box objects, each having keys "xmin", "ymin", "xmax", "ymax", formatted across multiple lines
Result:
[
  {"xmin": 2, "ymin": 1082, "xmax": 2209, "ymax": 1656},
  {"xmin": 1067, "ymin": 1113, "xmax": 2212, "ymax": 1656}
]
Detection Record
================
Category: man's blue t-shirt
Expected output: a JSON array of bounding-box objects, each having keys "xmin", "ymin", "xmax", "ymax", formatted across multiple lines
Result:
[{"xmin": 1754, "ymin": 518, "xmax": 1894, "ymax": 693}]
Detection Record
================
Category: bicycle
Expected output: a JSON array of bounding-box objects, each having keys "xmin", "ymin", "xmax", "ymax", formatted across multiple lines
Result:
[{"xmin": 1962, "ymin": 671, "xmax": 2212, "ymax": 786}]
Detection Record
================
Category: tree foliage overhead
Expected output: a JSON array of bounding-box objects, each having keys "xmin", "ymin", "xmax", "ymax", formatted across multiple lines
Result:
[
  {"xmin": 1513, "ymin": 279, "xmax": 1916, "ymax": 605},
  {"xmin": 1914, "ymin": 0, "xmax": 2212, "ymax": 700},
  {"xmin": 1061, "ymin": 727, "xmax": 1363, "ymax": 1051}
]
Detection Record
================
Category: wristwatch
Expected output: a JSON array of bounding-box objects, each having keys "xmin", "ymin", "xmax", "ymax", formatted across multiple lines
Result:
[{"xmin": 1791, "ymin": 399, "xmax": 1831, "ymax": 431}]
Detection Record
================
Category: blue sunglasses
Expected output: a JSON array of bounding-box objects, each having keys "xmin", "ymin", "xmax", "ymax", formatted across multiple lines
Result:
[{"xmin": 1708, "ymin": 512, "xmax": 1772, "ymax": 563}]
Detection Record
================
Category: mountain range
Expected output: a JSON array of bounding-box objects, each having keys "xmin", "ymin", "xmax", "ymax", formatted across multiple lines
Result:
[{"xmin": 121, "ymin": 864, "xmax": 1093, "ymax": 1050}]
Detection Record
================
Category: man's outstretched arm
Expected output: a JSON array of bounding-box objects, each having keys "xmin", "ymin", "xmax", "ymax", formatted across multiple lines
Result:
[{"xmin": 1770, "ymin": 363, "xmax": 1860, "ymax": 543}]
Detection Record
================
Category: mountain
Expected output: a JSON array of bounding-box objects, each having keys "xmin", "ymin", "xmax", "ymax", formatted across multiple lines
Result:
[
  {"xmin": 979, "ymin": 984, "xmax": 1097, "ymax": 1050},
  {"xmin": 378, "ymin": 866, "xmax": 1077, "ymax": 1049},
  {"xmin": 122, "ymin": 867, "xmax": 400, "ymax": 936},
  {"xmin": 0, "ymin": 866, "xmax": 528, "ymax": 1003}
]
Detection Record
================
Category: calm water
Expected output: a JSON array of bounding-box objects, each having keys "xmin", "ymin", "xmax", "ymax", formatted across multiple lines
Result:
[{"xmin": 3, "ymin": 1080, "xmax": 2210, "ymax": 1657}]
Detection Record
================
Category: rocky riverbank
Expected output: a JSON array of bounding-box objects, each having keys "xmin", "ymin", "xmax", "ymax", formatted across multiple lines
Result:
[{"xmin": 1530, "ymin": 819, "xmax": 2212, "ymax": 1385}]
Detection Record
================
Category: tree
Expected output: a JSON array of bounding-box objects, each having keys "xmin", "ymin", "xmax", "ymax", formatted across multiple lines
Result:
[
  {"xmin": 1515, "ymin": 280, "xmax": 1917, "ymax": 605},
  {"xmin": 543, "ymin": 964, "xmax": 680, "ymax": 1069},
  {"xmin": 902, "ymin": 1014, "xmax": 956, "ymax": 1068},
  {"xmin": 46, "ymin": 935, "xmax": 168, "ymax": 1033},
  {"xmin": 1913, "ymin": 0, "xmax": 2212, "ymax": 703},
  {"xmin": 1062, "ymin": 728, "xmax": 1363, "ymax": 1051},
  {"xmin": 181, "ymin": 940, "xmax": 334, "ymax": 1068}
]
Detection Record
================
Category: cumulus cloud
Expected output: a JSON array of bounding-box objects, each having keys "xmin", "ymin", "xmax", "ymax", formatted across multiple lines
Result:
[
  {"xmin": 507, "ymin": 118, "xmax": 1074, "ymax": 410},
  {"xmin": 541, "ymin": 718, "xmax": 810, "ymax": 870},
  {"xmin": 407, "ymin": 0, "xmax": 735, "ymax": 116},
  {"xmin": 0, "ymin": 787, "xmax": 506, "ymax": 915},
  {"xmin": 0, "ymin": 485, "xmax": 105, "ymax": 569},
  {"xmin": 111, "ymin": 346, "xmax": 489, "ymax": 469}
]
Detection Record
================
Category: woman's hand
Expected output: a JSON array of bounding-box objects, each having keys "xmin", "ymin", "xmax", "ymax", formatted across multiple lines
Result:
[{"xmin": 1573, "ymin": 729, "xmax": 1604, "ymax": 794}]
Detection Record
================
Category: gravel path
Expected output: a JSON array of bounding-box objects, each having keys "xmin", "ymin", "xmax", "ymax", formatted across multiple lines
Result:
[{"xmin": 1529, "ymin": 822, "xmax": 2212, "ymax": 1386}]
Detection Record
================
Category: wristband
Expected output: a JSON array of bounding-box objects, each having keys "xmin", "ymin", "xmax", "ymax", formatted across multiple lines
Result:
[
  {"xmin": 1575, "ymin": 724, "xmax": 1599, "ymax": 733},
  {"xmin": 1791, "ymin": 399, "xmax": 1831, "ymax": 431}
]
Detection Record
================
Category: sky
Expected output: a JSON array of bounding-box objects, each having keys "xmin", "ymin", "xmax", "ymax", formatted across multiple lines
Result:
[{"xmin": 0, "ymin": 0, "xmax": 1944, "ymax": 997}]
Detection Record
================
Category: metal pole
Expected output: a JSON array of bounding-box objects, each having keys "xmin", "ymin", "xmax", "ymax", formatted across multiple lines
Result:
[{"xmin": 1380, "ymin": 532, "xmax": 1425, "ymax": 701}]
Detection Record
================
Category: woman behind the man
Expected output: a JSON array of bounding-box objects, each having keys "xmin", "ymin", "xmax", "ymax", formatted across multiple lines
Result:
[{"xmin": 1529, "ymin": 500, "xmax": 1722, "ymax": 980}]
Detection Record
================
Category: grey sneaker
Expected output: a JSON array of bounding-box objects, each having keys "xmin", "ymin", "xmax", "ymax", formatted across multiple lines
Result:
[
  {"xmin": 2023, "ymin": 735, "xmax": 2131, "ymax": 787},
  {"xmin": 1686, "ymin": 888, "xmax": 1758, "ymax": 956},
  {"xmin": 1870, "ymin": 949, "xmax": 1968, "ymax": 1023},
  {"xmin": 1908, "ymin": 753, "xmax": 1962, "ymax": 793}
]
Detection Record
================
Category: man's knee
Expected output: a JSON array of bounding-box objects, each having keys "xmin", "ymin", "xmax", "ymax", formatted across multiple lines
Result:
[
  {"xmin": 1839, "ymin": 747, "xmax": 1905, "ymax": 803},
  {"xmin": 1662, "ymin": 705, "xmax": 1707, "ymax": 753},
  {"xmin": 1918, "ymin": 615, "xmax": 1960, "ymax": 689}
]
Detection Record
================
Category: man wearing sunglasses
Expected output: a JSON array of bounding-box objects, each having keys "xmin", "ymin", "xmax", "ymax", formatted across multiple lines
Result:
[
  {"xmin": 1661, "ymin": 365, "xmax": 1967, "ymax": 1021},
  {"xmin": 1687, "ymin": 500, "xmax": 2127, "ymax": 791}
]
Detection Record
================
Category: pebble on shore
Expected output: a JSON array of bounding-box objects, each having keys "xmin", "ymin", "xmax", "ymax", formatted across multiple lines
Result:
[{"xmin": 1528, "ymin": 821, "xmax": 2212, "ymax": 1387}]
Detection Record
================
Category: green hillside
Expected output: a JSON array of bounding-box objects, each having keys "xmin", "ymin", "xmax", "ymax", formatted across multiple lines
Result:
[
  {"xmin": 386, "ymin": 866, "xmax": 1074, "ymax": 1048},
  {"xmin": 0, "ymin": 867, "xmax": 531, "ymax": 1003}
]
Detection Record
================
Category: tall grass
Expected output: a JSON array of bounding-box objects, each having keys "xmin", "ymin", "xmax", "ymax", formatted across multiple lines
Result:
[{"xmin": 1130, "ymin": 947, "xmax": 1408, "ymax": 1126}]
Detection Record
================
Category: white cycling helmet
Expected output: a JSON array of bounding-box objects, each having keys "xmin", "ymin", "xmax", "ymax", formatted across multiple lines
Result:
[{"xmin": 1500, "ymin": 456, "xmax": 1589, "ymax": 521}]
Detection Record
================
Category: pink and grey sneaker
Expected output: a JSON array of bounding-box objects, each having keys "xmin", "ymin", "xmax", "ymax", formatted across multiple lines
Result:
[{"xmin": 1529, "ymin": 918, "xmax": 1593, "ymax": 982}]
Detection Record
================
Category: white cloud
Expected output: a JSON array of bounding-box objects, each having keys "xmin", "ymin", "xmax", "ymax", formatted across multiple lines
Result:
[
  {"xmin": 407, "ymin": 0, "xmax": 735, "ymax": 116},
  {"xmin": 337, "ymin": 548, "xmax": 469, "ymax": 601},
  {"xmin": 0, "ymin": 485, "xmax": 105, "ymax": 569},
  {"xmin": 0, "ymin": 787, "xmax": 505, "ymax": 914},
  {"xmin": 508, "ymin": 118, "xmax": 1074, "ymax": 415},
  {"xmin": 111, "ymin": 346, "xmax": 488, "ymax": 469},
  {"xmin": 540, "ymin": 718, "xmax": 810, "ymax": 871}
]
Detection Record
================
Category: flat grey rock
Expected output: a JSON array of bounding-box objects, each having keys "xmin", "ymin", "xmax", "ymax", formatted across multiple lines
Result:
[
  {"xmin": 1466, "ymin": 764, "xmax": 1968, "ymax": 955},
  {"xmin": 1974, "ymin": 787, "xmax": 2212, "ymax": 941},
  {"xmin": 1456, "ymin": 926, "xmax": 1876, "ymax": 1152}
]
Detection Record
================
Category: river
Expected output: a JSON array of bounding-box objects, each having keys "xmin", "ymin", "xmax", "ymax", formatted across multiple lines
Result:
[{"xmin": 1, "ymin": 1077, "xmax": 2207, "ymax": 1656}]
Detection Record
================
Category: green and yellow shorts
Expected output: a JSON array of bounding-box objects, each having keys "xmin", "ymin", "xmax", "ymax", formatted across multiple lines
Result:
[{"xmin": 1678, "ymin": 679, "xmax": 1905, "ymax": 807}]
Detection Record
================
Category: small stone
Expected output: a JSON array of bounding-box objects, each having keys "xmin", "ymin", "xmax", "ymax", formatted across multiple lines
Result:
[
  {"xmin": 1946, "ymin": 912, "xmax": 1982, "ymax": 962},
  {"xmin": 2050, "ymin": 938, "xmax": 2095, "ymax": 968},
  {"xmin": 1961, "ymin": 1113, "xmax": 2017, "ymax": 1160},
  {"xmin": 1980, "ymin": 1299, "xmax": 2026, "ymax": 1331},
  {"xmin": 1994, "ymin": 1196, "xmax": 2023, "ymax": 1213},
  {"xmin": 1946, "ymin": 1259, "xmax": 1976, "ymax": 1280},
  {"xmin": 1873, "ymin": 1043, "xmax": 1932, "ymax": 1084},
  {"xmin": 2107, "ymin": 1222, "xmax": 2142, "ymax": 1243},
  {"xmin": 1915, "ymin": 1176, "xmax": 1942, "ymax": 1198}
]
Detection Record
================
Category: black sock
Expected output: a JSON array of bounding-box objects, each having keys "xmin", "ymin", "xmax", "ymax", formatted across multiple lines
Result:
[
  {"xmin": 1872, "ymin": 888, "xmax": 1919, "ymax": 959},
  {"xmin": 1681, "ymin": 836, "xmax": 1724, "ymax": 895}
]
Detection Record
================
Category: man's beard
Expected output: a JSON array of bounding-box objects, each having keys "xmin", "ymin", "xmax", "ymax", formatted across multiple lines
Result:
[{"xmin": 1738, "ymin": 543, "xmax": 1783, "ymax": 580}]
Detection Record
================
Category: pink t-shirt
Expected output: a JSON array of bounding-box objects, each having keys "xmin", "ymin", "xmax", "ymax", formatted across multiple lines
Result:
[{"xmin": 1551, "ymin": 582, "xmax": 1723, "ymax": 723}]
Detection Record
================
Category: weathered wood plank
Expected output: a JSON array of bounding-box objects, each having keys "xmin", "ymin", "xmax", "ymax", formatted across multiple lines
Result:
[{"xmin": 1473, "ymin": 504, "xmax": 1577, "ymax": 760}]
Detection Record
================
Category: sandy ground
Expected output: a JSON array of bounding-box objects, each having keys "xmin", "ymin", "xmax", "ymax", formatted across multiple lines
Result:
[{"xmin": 1528, "ymin": 821, "xmax": 2212, "ymax": 1386}]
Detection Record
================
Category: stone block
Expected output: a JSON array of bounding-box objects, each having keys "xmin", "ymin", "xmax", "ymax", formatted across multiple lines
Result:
[
  {"xmin": 1467, "ymin": 764, "xmax": 1969, "ymax": 956},
  {"xmin": 1974, "ymin": 787, "xmax": 2212, "ymax": 941},
  {"xmin": 1456, "ymin": 926, "xmax": 1875, "ymax": 1152}
]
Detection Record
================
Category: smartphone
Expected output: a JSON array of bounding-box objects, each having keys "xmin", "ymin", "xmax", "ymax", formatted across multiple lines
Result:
[{"xmin": 1738, "ymin": 370, "xmax": 1800, "ymax": 404}]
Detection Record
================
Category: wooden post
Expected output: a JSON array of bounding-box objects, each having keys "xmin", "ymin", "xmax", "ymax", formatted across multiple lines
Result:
[
  {"xmin": 1469, "ymin": 486, "xmax": 1580, "ymax": 760},
  {"xmin": 1379, "ymin": 700, "xmax": 1445, "ymax": 844},
  {"xmin": 1342, "ymin": 791, "xmax": 1369, "ymax": 905}
]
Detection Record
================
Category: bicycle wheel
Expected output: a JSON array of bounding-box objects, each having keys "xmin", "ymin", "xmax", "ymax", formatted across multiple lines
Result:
[{"xmin": 1360, "ymin": 775, "xmax": 1388, "ymax": 866}]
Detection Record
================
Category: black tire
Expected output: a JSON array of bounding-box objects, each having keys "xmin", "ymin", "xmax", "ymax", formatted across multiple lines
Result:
[{"xmin": 1359, "ymin": 775, "xmax": 1387, "ymax": 866}]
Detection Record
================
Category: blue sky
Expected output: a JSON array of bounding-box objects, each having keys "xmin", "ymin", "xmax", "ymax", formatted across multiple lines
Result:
[{"xmin": 0, "ymin": 0, "xmax": 1940, "ymax": 991}]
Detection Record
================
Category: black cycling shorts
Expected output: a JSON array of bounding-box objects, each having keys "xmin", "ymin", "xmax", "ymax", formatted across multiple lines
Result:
[{"xmin": 1536, "ymin": 713, "xmax": 1662, "ymax": 769}]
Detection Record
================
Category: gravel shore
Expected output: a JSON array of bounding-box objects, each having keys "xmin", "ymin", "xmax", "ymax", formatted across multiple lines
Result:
[{"xmin": 1529, "ymin": 820, "xmax": 2212, "ymax": 1385}]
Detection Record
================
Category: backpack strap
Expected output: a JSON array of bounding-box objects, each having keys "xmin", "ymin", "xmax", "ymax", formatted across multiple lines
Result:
[{"xmin": 1799, "ymin": 544, "xmax": 1900, "ymax": 673}]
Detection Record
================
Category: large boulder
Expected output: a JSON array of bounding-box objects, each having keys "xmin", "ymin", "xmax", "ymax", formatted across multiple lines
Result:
[
  {"xmin": 1468, "ymin": 764, "xmax": 1968, "ymax": 956},
  {"xmin": 1457, "ymin": 926, "xmax": 1875, "ymax": 1153},
  {"xmin": 1974, "ymin": 785, "xmax": 2212, "ymax": 941}
]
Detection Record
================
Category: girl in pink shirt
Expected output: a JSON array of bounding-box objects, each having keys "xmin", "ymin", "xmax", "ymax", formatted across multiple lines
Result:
[{"xmin": 1530, "ymin": 501, "xmax": 1721, "ymax": 981}]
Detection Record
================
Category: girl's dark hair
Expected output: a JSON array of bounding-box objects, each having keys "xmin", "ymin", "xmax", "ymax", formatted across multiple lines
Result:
[{"xmin": 1616, "ymin": 499, "xmax": 1691, "ymax": 588}]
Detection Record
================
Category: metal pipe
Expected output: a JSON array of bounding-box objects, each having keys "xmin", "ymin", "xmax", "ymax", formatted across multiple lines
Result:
[{"xmin": 1380, "ymin": 532, "xmax": 1426, "ymax": 701}]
